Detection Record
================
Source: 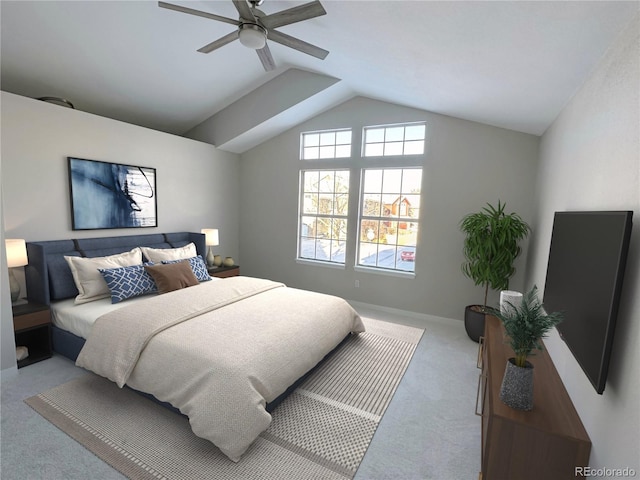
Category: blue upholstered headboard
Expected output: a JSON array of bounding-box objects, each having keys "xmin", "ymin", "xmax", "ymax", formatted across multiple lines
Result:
[{"xmin": 25, "ymin": 232, "xmax": 206, "ymax": 305}]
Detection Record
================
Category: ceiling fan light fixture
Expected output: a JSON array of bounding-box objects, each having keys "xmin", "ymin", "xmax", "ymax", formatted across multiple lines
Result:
[{"xmin": 238, "ymin": 23, "xmax": 267, "ymax": 50}]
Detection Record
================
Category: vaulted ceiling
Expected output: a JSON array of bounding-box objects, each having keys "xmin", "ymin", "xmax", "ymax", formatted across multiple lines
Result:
[{"xmin": 1, "ymin": 1, "xmax": 638, "ymax": 152}]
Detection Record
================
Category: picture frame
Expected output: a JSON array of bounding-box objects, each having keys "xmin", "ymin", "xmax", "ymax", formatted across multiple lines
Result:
[{"xmin": 68, "ymin": 157, "xmax": 157, "ymax": 230}]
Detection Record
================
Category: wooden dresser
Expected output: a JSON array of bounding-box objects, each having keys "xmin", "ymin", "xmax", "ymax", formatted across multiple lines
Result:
[{"xmin": 477, "ymin": 315, "xmax": 591, "ymax": 479}]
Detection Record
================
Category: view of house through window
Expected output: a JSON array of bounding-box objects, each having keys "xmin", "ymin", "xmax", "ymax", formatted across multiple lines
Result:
[
  {"xmin": 358, "ymin": 168, "xmax": 422, "ymax": 272},
  {"xmin": 298, "ymin": 123, "xmax": 425, "ymax": 273},
  {"xmin": 299, "ymin": 170, "xmax": 350, "ymax": 263}
]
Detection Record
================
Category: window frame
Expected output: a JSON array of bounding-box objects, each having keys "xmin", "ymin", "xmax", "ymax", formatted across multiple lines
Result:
[
  {"xmin": 300, "ymin": 128, "xmax": 353, "ymax": 160},
  {"xmin": 362, "ymin": 122, "xmax": 426, "ymax": 158},
  {"xmin": 297, "ymin": 168, "xmax": 351, "ymax": 266},
  {"xmin": 356, "ymin": 167, "xmax": 423, "ymax": 275},
  {"xmin": 296, "ymin": 121, "xmax": 426, "ymax": 276}
]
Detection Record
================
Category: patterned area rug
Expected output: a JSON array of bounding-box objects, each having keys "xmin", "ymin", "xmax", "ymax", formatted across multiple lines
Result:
[{"xmin": 25, "ymin": 318, "xmax": 423, "ymax": 480}]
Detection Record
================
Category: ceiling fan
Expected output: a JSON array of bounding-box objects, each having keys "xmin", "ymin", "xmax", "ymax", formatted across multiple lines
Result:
[{"xmin": 158, "ymin": 0, "xmax": 329, "ymax": 71}]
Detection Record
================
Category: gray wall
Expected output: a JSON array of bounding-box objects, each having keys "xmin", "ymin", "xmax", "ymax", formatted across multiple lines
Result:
[
  {"xmin": 239, "ymin": 96, "xmax": 540, "ymax": 321},
  {"xmin": 1, "ymin": 170, "xmax": 17, "ymax": 374},
  {"xmin": 0, "ymin": 91, "xmax": 241, "ymax": 372},
  {"xmin": 525, "ymin": 14, "xmax": 639, "ymax": 473}
]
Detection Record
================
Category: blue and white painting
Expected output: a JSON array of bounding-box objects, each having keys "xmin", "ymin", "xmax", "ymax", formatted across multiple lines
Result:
[{"xmin": 68, "ymin": 157, "xmax": 157, "ymax": 230}]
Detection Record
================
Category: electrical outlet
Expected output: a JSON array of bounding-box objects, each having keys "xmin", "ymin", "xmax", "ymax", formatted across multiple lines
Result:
[{"xmin": 355, "ymin": 280, "xmax": 360, "ymax": 288}]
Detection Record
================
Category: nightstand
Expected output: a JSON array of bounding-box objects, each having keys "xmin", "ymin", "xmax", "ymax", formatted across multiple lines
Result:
[
  {"xmin": 209, "ymin": 265, "xmax": 240, "ymax": 278},
  {"xmin": 12, "ymin": 301, "xmax": 52, "ymax": 368}
]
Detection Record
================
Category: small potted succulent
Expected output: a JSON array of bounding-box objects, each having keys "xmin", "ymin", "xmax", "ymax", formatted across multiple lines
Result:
[{"xmin": 491, "ymin": 286, "xmax": 563, "ymax": 410}]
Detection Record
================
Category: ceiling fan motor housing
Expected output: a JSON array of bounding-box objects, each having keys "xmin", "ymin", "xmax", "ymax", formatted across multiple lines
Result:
[{"xmin": 238, "ymin": 23, "xmax": 267, "ymax": 50}]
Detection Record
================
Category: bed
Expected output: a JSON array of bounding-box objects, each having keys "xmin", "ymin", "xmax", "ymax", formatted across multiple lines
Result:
[{"xmin": 25, "ymin": 232, "xmax": 365, "ymax": 462}]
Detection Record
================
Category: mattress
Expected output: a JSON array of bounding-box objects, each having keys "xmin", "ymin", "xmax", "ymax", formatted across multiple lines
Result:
[{"xmin": 51, "ymin": 279, "xmax": 221, "ymax": 339}]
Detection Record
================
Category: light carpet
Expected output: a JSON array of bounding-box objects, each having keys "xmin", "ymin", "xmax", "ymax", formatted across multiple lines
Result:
[{"xmin": 25, "ymin": 318, "xmax": 423, "ymax": 480}]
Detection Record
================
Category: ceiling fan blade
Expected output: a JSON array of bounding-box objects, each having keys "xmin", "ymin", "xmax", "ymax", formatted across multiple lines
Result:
[
  {"xmin": 232, "ymin": 0, "xmax": 256, "ymax": 21},
  {"xmin": 197, "ymin": 31, "xmax": 239, "ymax": 53},
  {"xmin": 158, "ymin": 2, "xmax": 239, "ymax": 26},
  {"xmin": 260, "ymin": 1, "xmax": 326, "ymax": 29},
  {"xmin": 256, "ymin": 44, "xmax": 276, "ymax": 71},
  {"xmin": 267, "ymin": 30, "xmax": 328, "ymax": 60}
]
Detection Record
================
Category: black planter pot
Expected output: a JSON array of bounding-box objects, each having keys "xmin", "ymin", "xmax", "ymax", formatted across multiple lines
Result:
[{"xmin": 464, "ymin": 305, "xmax": 486, "ymax": 343}]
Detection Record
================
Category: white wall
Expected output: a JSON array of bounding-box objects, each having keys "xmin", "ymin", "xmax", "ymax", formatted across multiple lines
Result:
[
  {"xmin": 526, "ymin": 14, "xmax": 639, "ymax": 472},
  {"xmin": 240, "ymin": 96, "xmax": 540, "ymax": 321},
  {"xmin": 0, "ymin": 91, "xmax": 241, "ymax": 372}
]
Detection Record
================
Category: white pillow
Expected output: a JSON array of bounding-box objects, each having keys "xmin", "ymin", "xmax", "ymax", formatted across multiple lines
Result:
[
  {"xmin": 140, "ymin": 243, "xmax": 197, "ymax": 262},
  {"xmin": 65, "ymin": 248, "xmax": 143, "ymax": 304}
]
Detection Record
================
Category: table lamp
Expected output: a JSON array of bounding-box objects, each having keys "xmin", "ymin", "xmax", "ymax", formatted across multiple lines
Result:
[
  {"xmin": 6, "ymin": 239, "xmax": 28, "ymax": 303},
  {"xmin": 201, "ymin": 229, "xmax": 219, "ymax": 268}
]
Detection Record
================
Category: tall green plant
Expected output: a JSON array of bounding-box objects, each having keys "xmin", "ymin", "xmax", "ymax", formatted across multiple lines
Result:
[
  {"xmin": 491, "ymin": 286, "xmax": 563, "ymax": 367},
  {"xmin": 460, "ymin": 201, "xmax": 530, "ymax": 309}
]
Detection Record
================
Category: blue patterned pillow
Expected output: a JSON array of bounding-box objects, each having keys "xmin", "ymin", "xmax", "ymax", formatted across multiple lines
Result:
[
  {"xmin": 162, "ymin": 255, "xmax": 211, "ymax": 282},
  {"xmin": 99, "ymin": 263, "xmax": 158, "ymax": 304}
]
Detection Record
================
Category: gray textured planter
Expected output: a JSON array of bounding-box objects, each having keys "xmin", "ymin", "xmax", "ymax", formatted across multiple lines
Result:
[{"xmin": 499, "ymin": 358, "xmax": 534, "ymax": 411}]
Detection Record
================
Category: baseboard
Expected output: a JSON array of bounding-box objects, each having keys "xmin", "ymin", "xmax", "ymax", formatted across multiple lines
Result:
[{"xmin": 347, "ymin": 300, "xmax": 462, "ymax": 326}]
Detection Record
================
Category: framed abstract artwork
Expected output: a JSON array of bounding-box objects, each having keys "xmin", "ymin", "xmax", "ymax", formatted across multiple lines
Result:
[{"xmin": 68, "ymin": 157, "xmax": 157, "ymax": 230}]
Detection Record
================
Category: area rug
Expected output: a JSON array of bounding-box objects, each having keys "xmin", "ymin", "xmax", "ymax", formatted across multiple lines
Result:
[{"xmin": 25, "ymin": 317, "xmax": 423, "ymax": 480}]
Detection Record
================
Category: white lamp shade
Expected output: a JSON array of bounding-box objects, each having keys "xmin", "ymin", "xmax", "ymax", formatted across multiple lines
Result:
[
  {"xmin": 500, "ymin": 290, "xmax": 523, "ymax": 314},
  {"xmin": 5, "ymin": 239, "xmax": 28, "ymax": 268},
  {"xmin": 201, "ymin": 229, "xmax": 220, "ymax": 246},
  {"xmin": 239, "ymin": 24, "xmax": 267, "ymax": 50}
]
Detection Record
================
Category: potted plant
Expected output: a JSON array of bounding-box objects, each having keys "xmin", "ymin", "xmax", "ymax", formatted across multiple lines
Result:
[
  {"xmin": 460, "ymin": 201, "xmax": 530, "ymax": 342},
  {"xmin": 491, "ymin": 286, "xmax": 563, "ymax": 410}
]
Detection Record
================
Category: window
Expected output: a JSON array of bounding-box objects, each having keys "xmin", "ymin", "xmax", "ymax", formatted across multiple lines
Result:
[
  {"xmin": 363, "ymin": 123, "xmax": 425, "ymax": 157},
  {"xmin": 301, "ymin": 129, "xmax": 352, "ymax": 160},
  {"xmin": 358, "ymin": 168, "xmax": 422, "ymax": 272},
  {"xmin": 298, "ymin": 170, "xmax": 350, "ymax": 264},
  {"xmin": 297, "ymin": 122, "xmax": 425, "ymax": 274}
]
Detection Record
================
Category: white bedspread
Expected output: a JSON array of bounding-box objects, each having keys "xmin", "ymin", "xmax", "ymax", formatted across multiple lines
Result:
[{"xmin": 76, "ymin": 277, "xmax": 365, "ymax": 461}]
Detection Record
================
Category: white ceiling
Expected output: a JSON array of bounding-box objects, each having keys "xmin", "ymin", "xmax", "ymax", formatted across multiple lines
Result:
[{"xmin": 1, "ymin": 1, "xmax": 638, "ymax": 152}]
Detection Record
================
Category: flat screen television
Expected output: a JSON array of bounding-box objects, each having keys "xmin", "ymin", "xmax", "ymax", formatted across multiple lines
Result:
[{"xmin": 543, "ymin": 210, "xmax": 633, "ymax": 394}]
